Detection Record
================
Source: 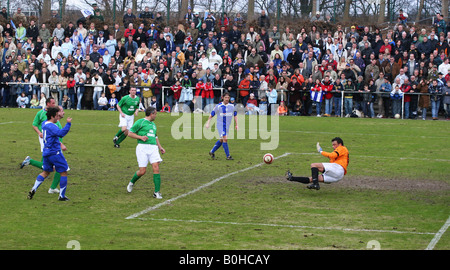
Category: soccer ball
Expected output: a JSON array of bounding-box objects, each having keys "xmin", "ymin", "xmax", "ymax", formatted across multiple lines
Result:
[
  {"xmin": 395, "ymin": 114, "xmax": 401, "ymax": 119},
  {"xmin": 263, "ymin": 153, "xmax": 274, "ymax": 164}
]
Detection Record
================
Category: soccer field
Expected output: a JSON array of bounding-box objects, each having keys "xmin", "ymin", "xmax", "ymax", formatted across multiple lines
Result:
[{"xmin": 0, "ymin": 108, "xmax": 449, "ymax": 252}]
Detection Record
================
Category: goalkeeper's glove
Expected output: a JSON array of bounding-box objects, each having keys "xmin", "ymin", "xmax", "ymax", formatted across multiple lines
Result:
[{"xmin": 316, "ymin": 142, "xmax": 322, "ymax": 153}]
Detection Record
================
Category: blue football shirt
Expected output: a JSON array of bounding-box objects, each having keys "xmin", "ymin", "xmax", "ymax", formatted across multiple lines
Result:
[
  {"xmin": 42, "ymin": 121, "xmax": 71, "ymax": 157},
  {"xmin": 211, "ymin": 102, "xmax": 237, "ymax": 136}
]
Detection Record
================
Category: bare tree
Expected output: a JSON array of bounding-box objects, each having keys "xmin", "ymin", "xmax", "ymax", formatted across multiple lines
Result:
[
  {"xmin": 378, "ymin": 0, "xmax": 386, "ymax": 24},
  {"xmin": 248, "ymin": 0, "xmax": 255, "ymax": 22},
  {"xmin": 442, "ymin": 0, "xmax": 449, "ymax": 21},
  {"xmin": 343, "ymin": 0, "xmax": 351, "ymax": 21},
  {"xmin": 180, "ymin": 0, "xmax": 189, "ymax": 20},
  {"xmin": 42, "ymin": 0, "xmax": 51, "ymax": 21}
]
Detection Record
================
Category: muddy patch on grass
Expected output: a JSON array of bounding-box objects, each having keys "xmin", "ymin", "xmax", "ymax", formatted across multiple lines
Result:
[
  {"xmin": 251, "ymin": 175, "xmax": 450, "ymax": 192},
  {"xmin": 334, "ymin": 176, "xmax": 450, "ymax": 192}
]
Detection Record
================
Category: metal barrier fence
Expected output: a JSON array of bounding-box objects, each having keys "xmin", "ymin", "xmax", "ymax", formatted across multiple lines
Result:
[{"xmin": 5, "ymin": 82, "xmax": 446, "ymax": 119}]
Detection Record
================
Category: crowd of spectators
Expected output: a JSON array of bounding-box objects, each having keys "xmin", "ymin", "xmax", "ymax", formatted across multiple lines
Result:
[{"xmin": 0, "ymin": 6, "xmax": 449, "ymax": 120}]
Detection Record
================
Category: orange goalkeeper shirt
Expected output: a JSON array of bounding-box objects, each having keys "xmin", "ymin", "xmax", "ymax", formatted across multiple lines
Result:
[{"xmin": 321, "ymin": 145, "xmax": 349, "ymax": 174}]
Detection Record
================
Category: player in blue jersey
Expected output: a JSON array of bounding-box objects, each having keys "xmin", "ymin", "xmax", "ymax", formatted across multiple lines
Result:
[
  {"xmin": 27, "ymin": 107, "xmax": 72, "ymax": 201},
  {"xmin": 205, "ymin": 92, "xmax": 238, "ymax": 160}
]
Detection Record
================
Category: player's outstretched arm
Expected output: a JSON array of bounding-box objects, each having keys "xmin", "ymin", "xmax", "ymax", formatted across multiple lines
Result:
[
  {"xmin": 316, "ymin": 142, "xmax": 322, "ymax": 153},
  {"xmin": 52, "ymin": 120, "xmax": 72, "ymax": 138}
]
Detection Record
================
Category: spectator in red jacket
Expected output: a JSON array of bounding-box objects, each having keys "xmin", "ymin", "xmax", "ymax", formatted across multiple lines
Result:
[
  {"xmin": 171, "ymin": 80, "xmax": 182, "ymax": 104},
  {"xmin": 238, "ymin": 74, "xmax": 251, "ymax": 105},
  {"xmin": 195, "ymin": 78, "xmax": 206, "ymax": 111},
  {"xmin": 66, "ymin": 75, "xmax": 76, "ymax": 110},
  {"xmin": 379, "ymin": 38, "xmax": 392, "ymax": 55},
  {"xmin": 124, "ymin": 23, "xmax": 136, "ymax": 39},
  {"xmin": 401, "ymin": 78, "xmax": 412, "ymax": 119},
  {"xmin": 322, "ymin": 76, "xmax": 334, "ymax": 116},
  {"xmin": 204, "ymin": 79, "xmax": 214, "ymax": 109}
]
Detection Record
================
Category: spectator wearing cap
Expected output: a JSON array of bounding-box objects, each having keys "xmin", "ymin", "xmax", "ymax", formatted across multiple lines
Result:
[
  {"xmin": 184, "ymin": 6, "xmax": 194, "ymax": 24},
  {"xmin": 346, "ymin": 25, "xmax": 359, "ymax": 41},
  {"xmin": 92, "ymin": 9, "xmax": 104, "ymax": 22},
  {"xmin": 133, "ymin": 26, "xmax": 147, "ymax": 45},
  {"xmin": 13, "ymin": 7, "xmax": 27, "ymax": 23},
  {"xmin": 146, "ymin": 24, "xmax": 158, "ymax": 47},
  {"xmin": 95, "ymin": 30, "xmax": 105, "ymax": 45},
  {"xmin": 204, "ymin": 12, "xmax": 216, "ymax": 32},
  {"xmin": 311, "ymin": 11, "xmax": 323, "ymax": 22}
]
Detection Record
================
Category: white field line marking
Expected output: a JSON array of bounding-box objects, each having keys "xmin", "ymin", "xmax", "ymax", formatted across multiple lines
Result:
[
  {"xmin": 425, "ymin": 215, "xmax": 450, "ymax": 250},
  {"xmin": 290, "ymin": 152, "xmax": 450, "ymax": 162},
  {"xmin": 125, "ymin": 152, "xmax": 291, "ymax": 219},
  {"xmin": 136, "ymin": 217, "xmax": 435, "ymax": 236}
]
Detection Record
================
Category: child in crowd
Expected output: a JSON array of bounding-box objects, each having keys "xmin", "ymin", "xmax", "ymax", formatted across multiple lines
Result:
[
  {"xmin": 97, "ymin": 92, "xmax": 108, "ymax": 110},
  {"xmin": 161, "ymin": 102, "xmax": 171, "ymax": 112},
  {"xmin": 108, "ymin": 93, "xmax": 118, "ymax": 111}
]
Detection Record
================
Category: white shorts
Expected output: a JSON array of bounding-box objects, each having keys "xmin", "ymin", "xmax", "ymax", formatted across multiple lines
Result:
[
  {"xmin": 136, "ymin": 144, "xmax": 163, "ymax": 167},
  {"xmin": 322, "ymin": 163, "xmax": 345, "ymax": 183},
  {"xmin": 119, "ymin": 114, "xmax": 135, "ymax": 130},
  {"xmin": 39, "ymin": 136, "xmax": 44, "ymax": 152}
]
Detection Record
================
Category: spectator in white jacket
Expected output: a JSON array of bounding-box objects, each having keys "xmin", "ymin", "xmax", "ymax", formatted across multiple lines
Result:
[
  {"xmin": 92, "ymin": 72, "xmax": 104, "ymax": 110},
  {"xmin": 438, "ymin": 57, "xmax": 450, "ymax": 76}
]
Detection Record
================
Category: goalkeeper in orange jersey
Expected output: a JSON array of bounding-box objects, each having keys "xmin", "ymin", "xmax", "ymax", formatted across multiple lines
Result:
[{"xmin": 286, "ymin": 137, "xmax": 349, "ymax": 190}]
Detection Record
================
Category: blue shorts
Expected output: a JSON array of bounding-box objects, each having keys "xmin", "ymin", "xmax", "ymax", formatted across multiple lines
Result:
[
  {"xmin": 218, "ymin": 128, "xmax": 230, "ymax": 138},
  {"xmin": 42, "ymin": 152, "xmax": 69, "ymax": 173}
]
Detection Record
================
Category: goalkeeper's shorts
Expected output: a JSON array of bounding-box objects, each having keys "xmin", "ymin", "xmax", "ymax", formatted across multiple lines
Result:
[{"xmin": 322, "ymin": 163, "xmax": 345, "ymax": 183}]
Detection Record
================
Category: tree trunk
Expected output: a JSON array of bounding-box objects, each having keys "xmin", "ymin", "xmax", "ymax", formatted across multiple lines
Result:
[
  {"xmin": 180, "ymin": 0, "xmax": 189, "ymax": 21},
  {"xmin": 42, "ymin": 0, "xmax": 51, "ymax": 21},
  {"xmin": 442, "ymin": 0, "xmax": 449, "ymax": 21},
  {"xmin": 248, "ymin": 0, "xmax": 255, "ymax": 23},
  {"xmin": 311, "ymin": 0, "xmax": 317, "ymax": 17},
  {"xmin": 132, "ymin": 0, "xmax": 137, "ymax": 15},
  {"xmin": 416, "ymin": 0, "xmax": 424, "ymax": 22},
  {"xmin": 378, "ymin": 0, "xmax": 385, "ymax": 24},
  {"xmin": 343, "ymin": 0, "xmax": 352, "ymax": 22}
]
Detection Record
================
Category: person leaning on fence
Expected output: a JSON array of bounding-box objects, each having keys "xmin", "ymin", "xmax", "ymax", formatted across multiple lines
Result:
[{"xmin": 428, "ymin": 79, "xmax": 443, "ymax": 120}]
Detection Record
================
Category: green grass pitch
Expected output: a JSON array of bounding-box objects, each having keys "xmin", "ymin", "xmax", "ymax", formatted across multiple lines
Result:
[{"xmin": 0, "ymin": 108, "xmax": 448, "ymax": 251}]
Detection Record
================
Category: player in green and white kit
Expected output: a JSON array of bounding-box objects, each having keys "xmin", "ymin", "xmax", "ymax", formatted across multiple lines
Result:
[
  {"xmin": 113, "ymin": 87, "xmax": 140, "ymax": 148},
  {"xmin": 20, "ymin": 98, "xmax": 66, "ymax": 194},
  {"xmin": 126, "ymin": 107, "xmax": 166, "ymax": 199}
]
